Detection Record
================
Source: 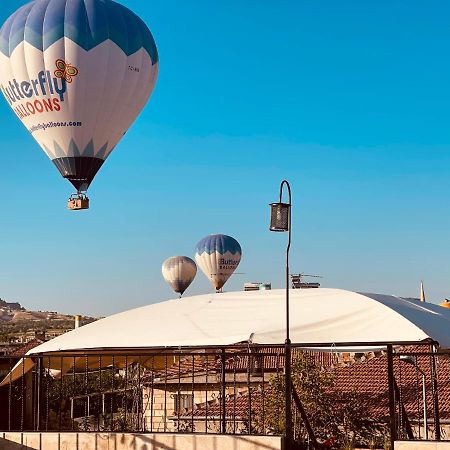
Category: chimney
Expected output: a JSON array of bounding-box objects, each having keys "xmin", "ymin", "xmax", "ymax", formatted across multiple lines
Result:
[{"xmin": 74, "ymin": 315, "xmax": 82, "ymax": 329}]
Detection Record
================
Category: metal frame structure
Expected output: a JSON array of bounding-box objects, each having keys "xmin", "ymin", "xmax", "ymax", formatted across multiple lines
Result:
[{"xmin": 0, "ymin": 339, "xmax": 445, "ymax": 449}]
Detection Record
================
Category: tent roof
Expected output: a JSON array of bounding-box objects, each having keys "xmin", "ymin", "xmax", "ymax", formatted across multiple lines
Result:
[{"xmin": 26, "ymin": 288, "xmax": 450, "ymax": 355}]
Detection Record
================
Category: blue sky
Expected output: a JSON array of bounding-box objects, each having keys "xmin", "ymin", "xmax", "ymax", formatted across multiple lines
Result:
[{"xmin": 0, "ymin": 0, "xmax": 449, "ymax": 316}]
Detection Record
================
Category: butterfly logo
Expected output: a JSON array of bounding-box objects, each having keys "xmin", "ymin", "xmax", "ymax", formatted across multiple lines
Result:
[{"xmin": 54, "ymin": 59, "xmax": 79, "ymax": 83}]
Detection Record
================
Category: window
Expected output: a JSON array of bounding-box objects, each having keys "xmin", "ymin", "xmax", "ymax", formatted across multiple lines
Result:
[{"xmin": 173, "ymin": 393, "xmax": 194, "ymax": 413}]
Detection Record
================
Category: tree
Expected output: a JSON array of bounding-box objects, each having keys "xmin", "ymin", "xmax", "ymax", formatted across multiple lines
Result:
[{"xmin": 249, "ymin": 352, "xmax": 389, "ymax": 449}]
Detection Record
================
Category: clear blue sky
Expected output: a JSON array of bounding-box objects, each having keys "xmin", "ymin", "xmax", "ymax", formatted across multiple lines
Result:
[{"xmin": 0, "ymin": 0, "xmax": 449, "ymax": 316}]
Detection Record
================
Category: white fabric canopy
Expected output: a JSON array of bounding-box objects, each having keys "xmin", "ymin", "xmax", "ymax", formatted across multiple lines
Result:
[
  {"xmin": 26, "ymin": 288, "xmax": 450, "ymax": 353},
  {"xmin": 3, "ymin": 288, "xmax": 450, "ymax": 387}
]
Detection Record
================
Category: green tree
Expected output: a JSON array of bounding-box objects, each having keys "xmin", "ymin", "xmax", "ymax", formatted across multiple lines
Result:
[{"xmin": 249, "ymin": 352, "xmax": 389, "ymax": 449}]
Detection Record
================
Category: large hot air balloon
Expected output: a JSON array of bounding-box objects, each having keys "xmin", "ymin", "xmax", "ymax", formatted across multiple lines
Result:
[
  {"xmin": 195, "ymin": 234, "xmax": 242, "ymax": 292},
  {"xmin": 0, "ymin": 0, "xmax": 158, "ymax": 210},
  {"xmin": 162, "ymin": 256, "xmax": 197, "ymax": 297}
]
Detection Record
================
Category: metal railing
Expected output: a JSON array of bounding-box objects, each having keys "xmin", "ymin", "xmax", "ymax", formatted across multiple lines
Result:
[{"xmin": 0, "ymin": 341, "xmax": 445, "ymax": 448}]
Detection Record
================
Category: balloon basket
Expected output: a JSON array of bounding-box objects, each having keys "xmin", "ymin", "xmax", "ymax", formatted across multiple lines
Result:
[{"xmin": 68, "ymin": 193, "xmax": 89, "ymax": 210}]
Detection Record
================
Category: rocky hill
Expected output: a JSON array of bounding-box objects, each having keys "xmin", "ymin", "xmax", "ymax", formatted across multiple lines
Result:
[
  {"xmin": 0, "ymin": 298, "xmax": 97, "ymax": 341},
  {"xmin": 0, "ymin": 298, "xmax": 24, "ymax": 311}
]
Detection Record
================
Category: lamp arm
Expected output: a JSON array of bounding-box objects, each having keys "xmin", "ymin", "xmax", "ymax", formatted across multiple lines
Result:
[{"xmin": 279, "ymin": 179, "xmax": 292, "ymax": 206}]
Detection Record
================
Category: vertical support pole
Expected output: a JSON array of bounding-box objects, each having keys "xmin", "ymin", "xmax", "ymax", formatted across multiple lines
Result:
[
  {"xmin": 21, "ymin": 356, "xmax": 25, "ymax": 431},
  {"xmin": 284, "ymin": 180, "xmax": 293, "ymax": 450},
  {"xmin": 431, "ymin": 344, "xmax": 441, "ymax": 440},
  {"xmin": 387, "ymin": 344, "xmax": 397, "ymax": 448},
  {"xmin": 285, "ymin": 340, "xmax": 292, "ymax": 448},
  {"xmin": 221, "ymin": 347, "xmax": 226, "ymax": 434},
  {"xmin": 270, "ymin": 179, "xmax": 293, "ymax": 450},
  {"xmin": 163, "ymin": 354, "xmax": 167, "ymax": 432},
  {"xmin": 205, "ymin": 354, "xmax": 209, "ymax": 434},
  {"xmin": 191, "ymin": 354, "xmax": 195, "ymax": 432},
  {"xmin": 59, "ymin": 356, "xmax": 63, "ymax": 431},
  {"xmin": 422, "ymin": 374, "xmax": 428, "ymax": 440},
  {"xmin": 8, "ymin": 357, "xmax": 12, "ymax": 431},
  {"xmin": 25, "ymin": 369, "xmax": 33, "ymax": 430},
  {"xmin": 36, "ymin": 357, "xmax": 42, "ymax": 431},
  {"xmin": 32, "ymin": 357, "xmax": 37, "ymax": 431},
  {"xmin": 98, "ymin": 355, "xmax": 102, "ymax": 432}
]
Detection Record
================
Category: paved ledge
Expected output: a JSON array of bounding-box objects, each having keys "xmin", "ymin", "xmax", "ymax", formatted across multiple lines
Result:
[
  {"xmin": 0, "ymin": 432, "xmax": 282, "ymax": 450},
  {"xmin": 396, "ymin": 441, "xmax": 450, "ymax": 449}
]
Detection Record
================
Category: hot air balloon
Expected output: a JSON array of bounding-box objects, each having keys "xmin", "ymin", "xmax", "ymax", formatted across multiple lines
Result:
[
  {"xmin": 162, "ymin": 256, "xmax": 197, "ymax": 297},
  {"xmin": 0, "ymin": 0, "xmax": 158, "ymax": 210},
  {"xmin": 195, "ymin": 234, "xmax": 242, "ymax": 292}
]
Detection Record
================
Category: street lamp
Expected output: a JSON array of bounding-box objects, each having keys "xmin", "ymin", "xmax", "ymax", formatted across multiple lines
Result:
[
  {"xmin": 269, "ymin": 180, "xmax": 293, "ymax": 448},
  {"xmin": 400, "ymin": 355, "xmax": 428, "ymax": 440}
]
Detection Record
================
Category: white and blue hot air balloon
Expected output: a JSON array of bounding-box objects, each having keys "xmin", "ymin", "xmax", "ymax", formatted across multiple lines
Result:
[
  {"xmin": 195, "ymin": 234, "xmax": 242, "ymax": 292},
  {"xmin": 162, "ymin": 256, "xmax": 197, "ymax": 297},
  {"xmin": 0, "ymin": 0, "xmax": 158, "ymax": 210}
]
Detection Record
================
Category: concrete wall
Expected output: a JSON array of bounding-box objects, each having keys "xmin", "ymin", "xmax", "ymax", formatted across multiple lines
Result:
[
  {"xmin": 0, "ymin": 432, "xmax": 282, "ymax": 450},
  {"xmin": 396, "ymin": 442, "xmax": 450, "ymax": 449}
]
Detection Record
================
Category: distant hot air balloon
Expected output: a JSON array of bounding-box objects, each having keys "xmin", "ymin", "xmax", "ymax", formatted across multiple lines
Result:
[
  {"xmin": 162, "ymin": 256, "xmax": 197, "ymax": 297},
  {"xmin": 0, "ymin": 0, "xmax": 158, "ymax": 210},
  {"xmin": 195, "ymin": 234, "xmax": 242, "ymax": 292}
]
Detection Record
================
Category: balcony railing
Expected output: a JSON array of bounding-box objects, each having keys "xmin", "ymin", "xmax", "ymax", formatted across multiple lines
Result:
[{"xmin": 0, "ymin": 342, "xmax": 445, "ymax": 448}]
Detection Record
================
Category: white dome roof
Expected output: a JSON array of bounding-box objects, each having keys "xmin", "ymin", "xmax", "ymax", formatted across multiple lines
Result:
[{"xmin": 27, "ymin": 288, "xmax": 450, "ymax": 354}]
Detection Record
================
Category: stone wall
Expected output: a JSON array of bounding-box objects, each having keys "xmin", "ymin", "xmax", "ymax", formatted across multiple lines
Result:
[
  {"xmin": 0, "ymin": 432, "xmax": 281, "ymax": 450},
  {"xmin": 143, "ymin": 385, "xmax": 248, "ymax": 433}
]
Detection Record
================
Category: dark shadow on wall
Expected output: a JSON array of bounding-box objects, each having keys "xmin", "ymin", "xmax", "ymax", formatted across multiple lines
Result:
[
  {"xmin": 0, "ymin": 437, "xmax": 36, "ymax": 450},
  {"xmin": 130, "ymin": 433, "xmax": 280, "ymax": 450},
  {"xmin": 128, "ymin": 433, "xmax": 178, "ymax": 450}
]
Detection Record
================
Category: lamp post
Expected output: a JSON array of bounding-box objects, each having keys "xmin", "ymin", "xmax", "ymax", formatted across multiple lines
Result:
[
  {"xmin": 400, "ymin": 355, "xmax": 428, "ymax": 440},
  {"xmin": 269, "ymin": 180, "xmax": 293, "ymax": 448}
]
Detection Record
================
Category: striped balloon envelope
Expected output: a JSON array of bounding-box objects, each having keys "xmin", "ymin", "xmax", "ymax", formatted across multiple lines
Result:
[
  {"xmin": 195, "ymin": 234, "xmax": 242, "ymax": 292},
  {"xmin": 162, "ymin": 256, "xmax": 197, "ymax": 297},
  {"xmin": 0, "ymin": 0, "xmax": 158, "ymax": 204}
]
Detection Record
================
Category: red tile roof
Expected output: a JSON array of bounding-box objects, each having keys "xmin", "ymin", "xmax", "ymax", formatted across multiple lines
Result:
[
  {"xmin": 333, "ymin": 347, "xmax": 450, "ymax": 421},
  {"xmin": 167, "ymin": 346, "xmax": 450, "ymax": 423},
  {"xmin": 7, "ymin": 339, "xmax": 44, "ymax": 357},
  {"xmin": 147, "ymin": 347, "xmax": 339, "ymax": 382}
]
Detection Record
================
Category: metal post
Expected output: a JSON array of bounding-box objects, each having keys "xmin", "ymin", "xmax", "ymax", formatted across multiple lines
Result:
[
  {"xmin": 387, "ymin": 344, "xmax": 397, "ymax": 448},
  {"xmin": 221, "ymin": 348, "xmax": 226, "ymax": 434},
  {"xmin": 283, "ymin": 180, "xmax": 293, "ymax": 449},
  {"xmin": 36, "ymin": 357, "xmax": 42, "ymax": 431},
  {"xmin": 422, "ymin": 373, "xmax": 428, "ymax": 440},
  {"xmin": 269, "ymin": 180, "xmax": 293, "ymax": 449},
  {"xmin": 431, "ymin": 344, "xmax": 441, "ymax": 440}
]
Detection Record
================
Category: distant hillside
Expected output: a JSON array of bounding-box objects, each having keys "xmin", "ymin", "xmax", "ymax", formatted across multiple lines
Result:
[{"xmin": 0, "ymin": 297, "xmax": 98, "ymax": 339}]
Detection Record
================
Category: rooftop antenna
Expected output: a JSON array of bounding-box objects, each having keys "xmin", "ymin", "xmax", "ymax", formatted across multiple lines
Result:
[{"xmin": 291, "ymin": 273, "xmax": 323, "ymax": 289}]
